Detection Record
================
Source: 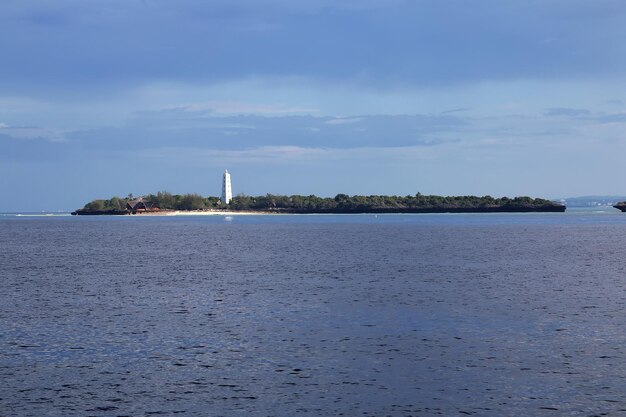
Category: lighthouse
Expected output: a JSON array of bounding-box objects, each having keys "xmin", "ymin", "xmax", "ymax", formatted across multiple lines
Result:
[{"xmin": 221, "ymin": 170, "xmax": 232, "ymax": 205}]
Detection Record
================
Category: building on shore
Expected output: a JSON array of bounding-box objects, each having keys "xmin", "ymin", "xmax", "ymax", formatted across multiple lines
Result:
[
  {"xmin": 221, "ymin": 169, "xmax": 232, "ymax": 204},
  {"xmin": 126, "ymin": 197, "xmax": 159, "ymax": 213}
]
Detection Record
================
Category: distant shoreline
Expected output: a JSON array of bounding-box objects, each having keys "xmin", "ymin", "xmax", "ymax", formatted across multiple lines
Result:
[
  {"xmin": 72, "ymin": 206, "xmax": 566, "ymax": 216},
  {"xmin": 72, "ymin": 193, "xmax": 567, "ymax": 215}
]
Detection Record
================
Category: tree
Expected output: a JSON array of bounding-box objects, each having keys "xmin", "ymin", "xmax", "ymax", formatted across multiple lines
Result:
[
  {"xmin": 85, "ymin": 200, "xmax": 106, "ymax": 210},
  {"xmin": 177, "ymin": 194, "xmax": 206, "ymax": 210},
  {"xmin": 108, "ymin": 197, "xmax": 125, "ymax": 210},
  {"xmin": 153, "ymin": 191, "xmax": 176, "ymax": 209}
]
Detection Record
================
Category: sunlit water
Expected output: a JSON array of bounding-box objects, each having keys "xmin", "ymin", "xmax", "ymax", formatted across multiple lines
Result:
[{"xmin": 2, "ymin": 211, "xmax": 626, "ymax": 416}]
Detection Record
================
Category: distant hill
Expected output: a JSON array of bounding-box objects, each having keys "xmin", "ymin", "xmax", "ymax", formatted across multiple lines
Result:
[{"xmin": 558, "ymin": 196, "xmax": 626, "ymax": 207}]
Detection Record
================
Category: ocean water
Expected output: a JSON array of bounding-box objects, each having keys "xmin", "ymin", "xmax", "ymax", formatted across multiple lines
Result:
[{"xmin": 2, "ymin": 212, "xmax": 626, "ymax": 416}]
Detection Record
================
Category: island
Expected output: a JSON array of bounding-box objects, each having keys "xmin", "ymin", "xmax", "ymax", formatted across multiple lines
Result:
[
  {"xmin": 613, "ymin": 202, "xmax": 626, "ymax": 212},
  {"xmin": 71, "ymin": 192, "xmax": 566, "ymax": 215}
]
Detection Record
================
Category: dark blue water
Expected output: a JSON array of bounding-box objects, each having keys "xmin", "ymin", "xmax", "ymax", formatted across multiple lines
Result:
[{"xmin": 2, "ymin": 212, "xmax": 626, "ymax": 416}]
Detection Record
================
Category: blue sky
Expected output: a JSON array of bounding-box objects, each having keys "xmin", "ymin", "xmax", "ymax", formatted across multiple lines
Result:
[{"xmin": 2, "ymin": 0, "xmax": 626, "ymax": 211}]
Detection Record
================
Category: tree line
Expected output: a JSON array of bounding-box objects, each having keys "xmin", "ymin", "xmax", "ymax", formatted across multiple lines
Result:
[
  {"xmin": 81, "ymin": 191, "xmax": 561, "ymax": 213},
  {"xmin": 82, "ymin": 192, "xmax": 222, "ymax": 211},
  {"xmin": 228, "ymin": 193, "xmax": 559, "ymax": 212}
]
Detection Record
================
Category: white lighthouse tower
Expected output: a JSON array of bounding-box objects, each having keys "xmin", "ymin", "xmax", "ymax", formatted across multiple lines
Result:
[{"xmin": 221, "ymin": 169, "xmax": 232, "ymax": 205}]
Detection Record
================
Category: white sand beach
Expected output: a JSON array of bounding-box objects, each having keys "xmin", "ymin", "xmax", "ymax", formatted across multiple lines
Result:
[{"xmin": 140, "ymin": 210, "xmax": 276, "ymax": 216}]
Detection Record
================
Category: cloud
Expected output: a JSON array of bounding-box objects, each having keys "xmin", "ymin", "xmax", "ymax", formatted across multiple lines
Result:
[
  {"xmin": 544, "ymin": 108, "xmax": 592, "ymax": 117},
  {"xmin": 140, "ymin": 145, "xmax": 328, "ymax": 165},
  {"xmin": 0, "ymin": 111, "xmax": 466, "ymax": 169},
  {"xmin": 179, "ymin": 101, "xmax": 318, "ymax": 116},
  {"xmin": 0, "ymin": 124, "xmax": 70, "ymax": 142},
  {"xmin": 0, "ymin": 133, "xmax": 71, "ymax": 162},
  {"xmin": 595, "ymin": 113, "xmax": 626, "ymax": 123},
  {"xmin": 544, "ymin": 107, "xmax": 626, "ymax": 124},
  {"xmin": 62, "ymin": 112, "xmax": 467, "ymax": 153},
  {"xmin": 324, "ymin": 117, "xmax": 362, "ymax": 125},
  {"xmin": 3, "ymin": 0, "xmax": 626, "ymax": 98},
  {"xmin": 440, "ymin": 108, "xmax": 471, "ymax": 115},
  {"xmin": 137, "ymin": 142, "xmax": 452, "ymax": 169}
]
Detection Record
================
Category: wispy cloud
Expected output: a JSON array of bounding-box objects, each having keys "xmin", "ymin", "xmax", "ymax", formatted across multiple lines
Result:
[
  {"xmin": 138, "ymin": 142, "xmax": 453, "ymax": 167},
  {"xmin": 0, "ymin": 124, "xmax": 70, "ymax": 142},
  {"xmin": 180, "ymin": 101, "xmax": 319, "ymax": 116},
  {"xmin": 544, "ymin": 107, "xmax": 592, "ymax": 117},
  {"xmin": 595, "ymin": 113, "xmax": 626, "ymax": 123},
  {"xmin": 76, "ymin": 112, "xmax": 468, "ymax": 151},
  {"xmin": 440, "ymin": 108, "xmax": 471, "ymax": 115},
  {"xmin": 544, "ymin": 107, "xmax": 626, "ymax": 124},
  {"xmin": 324, "ymin": 117, "xmax": 363, "ymax": 125}
]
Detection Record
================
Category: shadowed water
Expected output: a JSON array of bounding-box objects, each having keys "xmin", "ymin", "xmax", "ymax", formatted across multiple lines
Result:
[{"xmin": 2, "ymin": 214, "xmax": 626, "ymax": 416}]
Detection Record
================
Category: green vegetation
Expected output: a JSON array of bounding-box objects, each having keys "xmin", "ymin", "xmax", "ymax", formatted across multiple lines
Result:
[
  {"xmin": 80, "ymin": 192, "xmax": 221, "ymax": 212},
  {"xmin": 83, "ymin": 196, "xmax": 129, "ymax": 211},
  {"xmin": 228, "ymin": 193, "xmax": 561, "ymax": 212},
  {"xmin": 77, "ymin": 192, "xmax": 564, "ymax": 214},
  {"xmin": 145, "ymin": 191, "xmax": 221, "ymax": 210}
]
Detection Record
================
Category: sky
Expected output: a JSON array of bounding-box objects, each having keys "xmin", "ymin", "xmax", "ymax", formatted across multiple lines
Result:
[{"xmin": 2, "ymin": 0, "xmax": 626, "ymax": 211}]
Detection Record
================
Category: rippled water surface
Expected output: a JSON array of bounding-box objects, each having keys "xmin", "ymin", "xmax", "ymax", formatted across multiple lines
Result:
[{"xmin": 2, "ymin": 213, "xmax": 626, "ymax": 416}]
